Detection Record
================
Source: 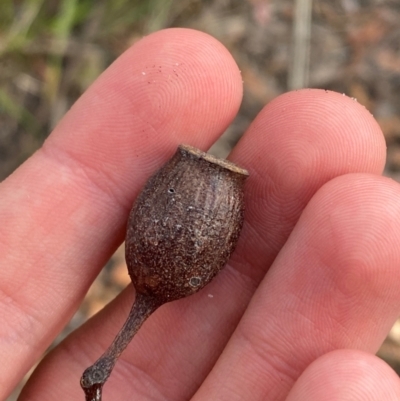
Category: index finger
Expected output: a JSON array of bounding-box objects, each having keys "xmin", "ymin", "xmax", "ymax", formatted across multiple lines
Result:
[{"xmin": 0, "ymin": 28, "xmax": 242, "ymax": 400}]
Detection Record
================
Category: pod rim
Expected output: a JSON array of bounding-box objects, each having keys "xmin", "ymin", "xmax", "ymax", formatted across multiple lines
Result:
[{"xmin": 179, "ymin": 144, "xmax": 249, "ymax": 177}]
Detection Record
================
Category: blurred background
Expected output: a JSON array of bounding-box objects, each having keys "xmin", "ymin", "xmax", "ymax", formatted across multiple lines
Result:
[{"xmin": 2, "ymin": 0, "xmax": 400, "ymax": 399}]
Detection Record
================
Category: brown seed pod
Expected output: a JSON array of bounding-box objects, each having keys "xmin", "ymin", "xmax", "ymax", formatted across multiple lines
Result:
[{"xmin": 81, "ymin": 144, "xmax": 248, "ymax": 401}]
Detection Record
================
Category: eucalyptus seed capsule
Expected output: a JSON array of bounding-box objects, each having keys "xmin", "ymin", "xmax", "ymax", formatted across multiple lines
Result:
[
  {"xmin": 126, "ymin": 144, "xmax": 248, "ymax": 302},
  {"xmin": 81, "ymin": 144, "xmax": 248, "ymax": 401}
]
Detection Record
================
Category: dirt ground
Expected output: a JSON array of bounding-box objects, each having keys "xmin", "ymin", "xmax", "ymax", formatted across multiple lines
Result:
[{"xmin": 3, "ymin": 1, "xmax": 400, "ymax": 399}]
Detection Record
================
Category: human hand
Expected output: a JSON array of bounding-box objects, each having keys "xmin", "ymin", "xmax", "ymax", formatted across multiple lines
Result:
[{"xmin": 2, "ymin": 28, "xmax": 400, "ymax": 401}]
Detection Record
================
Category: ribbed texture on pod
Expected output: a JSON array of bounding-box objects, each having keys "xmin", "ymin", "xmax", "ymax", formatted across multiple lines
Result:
[{"xmin": 125, "ymin": 144, "xmax": 248, "ymax": 303}]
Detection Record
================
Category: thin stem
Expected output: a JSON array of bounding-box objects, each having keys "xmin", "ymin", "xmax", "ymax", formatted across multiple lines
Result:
[
  {"xmin": 288, "ymin": 0, "xmax": 312, "ymax": 89},
  {"xmin": 80, "ymin": 292, "xmax": 161, "ymax": 401}
]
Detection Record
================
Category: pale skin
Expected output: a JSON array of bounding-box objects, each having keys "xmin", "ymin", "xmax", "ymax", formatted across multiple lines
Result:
[{"xmin": 1, "ymin": 28, "xmax": 400, "ymax": 401}]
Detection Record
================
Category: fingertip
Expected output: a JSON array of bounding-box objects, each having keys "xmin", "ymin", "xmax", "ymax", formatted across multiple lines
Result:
[
  {"xmin": 52, "ymin": 27, "xmax": 243, "ymax": 156},
  {"xmin": 286, "ymin": 350, "xmax": 400, "ymax": 401},
  {"xmin": 234, "ymin": 88, "xmax": 386, "ymax": 181},
  {"xmin": 119, "ymin": 27, "xmax": 244, "ymax": 138},
  {"xmin": 278, "ymin": 173, "xmax": 400, "ymax": 349},
  {"xmin": 302, "ymin": 173, "xmax": 400, "ymax": 282}
]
